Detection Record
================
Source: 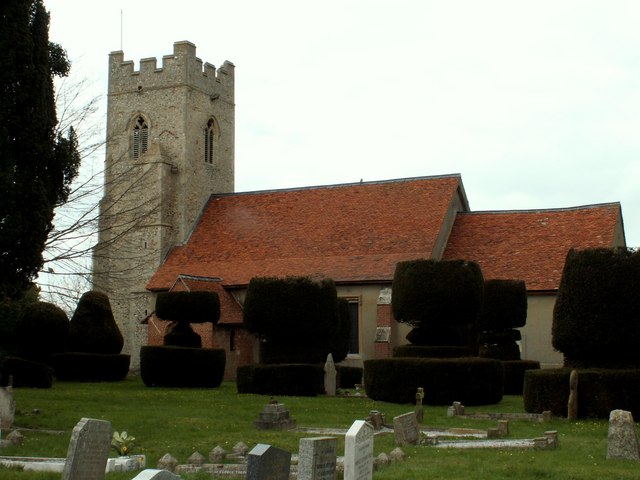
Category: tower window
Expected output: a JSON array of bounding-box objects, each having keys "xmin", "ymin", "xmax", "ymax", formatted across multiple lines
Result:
[
  {"xmin": 204, "ymin": 118, "xmax": 218, "ymax": 164},
  {"xmin": 133, "ymin": 116, "xmax": 148, "ymax": 159}
]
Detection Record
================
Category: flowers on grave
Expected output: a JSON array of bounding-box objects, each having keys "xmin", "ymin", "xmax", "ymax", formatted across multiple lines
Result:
[{"xmin": 112, "ymin": 431, "xmax": 135, "ymax": 456}]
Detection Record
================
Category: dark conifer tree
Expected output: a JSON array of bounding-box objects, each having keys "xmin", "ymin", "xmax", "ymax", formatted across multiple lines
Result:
[{"xmin": 0, "ymin": 0, "xmax": 80, "ymax": 298}]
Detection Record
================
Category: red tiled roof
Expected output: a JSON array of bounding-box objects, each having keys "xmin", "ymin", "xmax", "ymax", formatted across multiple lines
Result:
[
  {"xmin": 442, "ymin": 203, "xmax": 624, "ymax": 291},
  {"xmin": 147, "ymin": 176, "xmax": 466, "ymax": 290}
]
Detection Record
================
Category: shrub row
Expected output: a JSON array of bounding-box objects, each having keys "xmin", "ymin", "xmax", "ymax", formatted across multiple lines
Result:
[
  {"xmin": 503, "ymin": 360, "xmax": 540, "ymax": 395},
  {"xmin": 155, "ymin": 291, "xmax": 221, "ymax": 324},
  {"xmin": 393, "ymin": 345, "xmax": 474, "ymax": 359},
  {"xmin": 0, "ymin": 356, "xmax": 53, "ymax": 388},
  {"xmin": 364, "ymin": 358, "xmax": 504, "ymax": 405},
  {"xmin": 140, "ymin": 346, "xmax": 225, "ymax": 388},
  {"xmin": 524, "ymin": 368, "xmax": 640, "ymax": 418},
  {"xmin": 236, "ymin": 364, "xmax": 324, "ymax": 396},
  {"xmin": 52, "ymin": 353, "xmax": 130, "ymax": 382},
  {"xmin": 337, "ymin": 366, "xmax": 363, "ymax": 389}
]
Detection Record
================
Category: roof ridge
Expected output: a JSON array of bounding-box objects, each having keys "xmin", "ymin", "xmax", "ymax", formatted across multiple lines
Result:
[
  {"xmin": 214, "ymin": 174, "xmax": 463, "ymax": 198},
  {"xmin": 461, "ymin": 201, "xmax": 621, "ymax": 216}
]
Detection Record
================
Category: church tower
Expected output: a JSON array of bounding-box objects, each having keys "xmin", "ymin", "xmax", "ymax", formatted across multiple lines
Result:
[{"xmin": 92, "ymin": 41, "xmax": 234, "ymax": 367}]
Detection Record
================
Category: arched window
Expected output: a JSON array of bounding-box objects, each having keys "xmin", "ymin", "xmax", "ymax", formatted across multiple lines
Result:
[
  {"xmin": 132, "ymin": 116, "xmax": 148, "ymax": 159},
  {"xmin": 204, "ymin": 118, "xmax": 218, "ymax": 164}
]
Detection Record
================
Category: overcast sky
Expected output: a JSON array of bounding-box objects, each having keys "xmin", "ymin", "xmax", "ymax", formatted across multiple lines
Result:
[{"xmin": 46, "ymin": 0, "xmax": 639, "ymax": 247}]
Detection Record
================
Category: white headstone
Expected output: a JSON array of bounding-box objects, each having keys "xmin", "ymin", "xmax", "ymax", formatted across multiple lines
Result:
[
  {"xmin": 298, "ymin": 436, "xmax": 337, "ymax": 480},
  {"xmin": 344, "ymin": 420, "xmax": 374, "ymax": 480},
  {"xmin": 131, "ymin": 469, "xmax": 181, "ymax": 480},
  {"xmin": 324, "ymin": 354, "xmax": 337, "ymax": 396},
  {"xmin": 62, "ymin": 418, "xmax": 113, "ymax": 480}
]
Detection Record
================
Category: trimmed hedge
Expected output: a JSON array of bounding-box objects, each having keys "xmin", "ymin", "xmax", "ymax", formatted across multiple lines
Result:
[
  {"xmin": 364, "ymin": 358, "xmax": 504, "ymax": 405},
  {"xmin": 243, "ymin": 277, "xmax": 339, "ymax": 363},
  {"xmin": 15, "ymin": 301, "xmax": 69, "ymax": 365},
  {"xmin": 392, "ymin": 259, "xmax": 483, "ymax": 347},
  {"xmin": 553, "ymin": 248, "xmax": 640, "ymax": 367},
  {"xmin": 337, "ymin": 366, "xmax": 363, "ymax": 389},
  {"xmin": 503, "ymin": 360, "xmax": 540, "ymax": 395},
  {"xmin": 68, "ymin": 291, "xmax": 123, "ymax": 354},
  {"xmin": 140, "ymin": 346, "xmax": 225, "ymax": 388},
  {"xmin": 0, "ymin": 356, "xmax": 53, "ymax": 388},
  {"xmin": 524, "ymin": 368, "xmax": 640, "ymax": 418},
  {"xmin": 52, "ymin": 352, "xmax": 130, "ymax": 382},
  {"xmin": 236, "ymin": 364, "xmax": 324, "ymax": 396},
  {"xmin": 393, "ymin": 345, "xmax": 474, "ymax": 358},
  {"xmin": 260, "ymin": 342, "xmax": 329, "ymax": 365},
  {"xmin": 479, "ymin": 279, "xmax": 527, "ymax": 331},
  {"xmin": 155, "ymin": 291, "xmax": 221, "ymax": 324}
]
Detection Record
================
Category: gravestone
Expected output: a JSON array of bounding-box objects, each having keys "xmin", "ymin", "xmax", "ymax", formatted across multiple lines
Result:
[
  {"xmin": 344, "ymin": 420, "xmax": 374, "ymax": 480},
  {"xmin": 62, "ymin": 417, "xmax": 113, "ymax": 480},
  {"xmin": 393, "ymin": 412, "xmax": 420, "ymax": 446},
  {"xmin": 131, "ymin": 469, "xmax": 181, "ymax": 480},
  {"xmin": 0, "ymin": 382, "xmax": 15, "ymax": 429},
  {"xmin": 324, "ymin": 354, "xmax": 337, "ymax": 396},
  {"xmin": 157, "ymin": 453, "xmax": 178, "ymax": 472},
  {"xmin": 607, "ymin": 409, "xmax": 640, "ymax": 461},
  {"xmin": 567, "ymin": 369, "xmax": 578, "ymax": 420},
  {"xmin": 298, "ymin": 436, "xmax": 337, "ymax": 480},
  {"xmin": 246, "ymin": 443, "xmax": 291, "ymax": 480},
  {"xmin": 414, "ymin": 387, "xmax": 424, "ymax": 423},
  {"xmin": 253, "ymin": 403, "xmax": 296, "ymax": 430}
]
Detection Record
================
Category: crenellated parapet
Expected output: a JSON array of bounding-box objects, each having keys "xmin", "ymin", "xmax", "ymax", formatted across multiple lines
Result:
[{"xmin": 108, "ymin": 41, "xmax": 234, "ymax": 100}]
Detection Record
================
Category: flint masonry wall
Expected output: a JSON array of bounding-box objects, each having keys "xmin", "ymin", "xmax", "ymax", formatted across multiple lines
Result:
[{"xmin": 93, "ymin": 42, "xmax": 235, "ymax": 368}]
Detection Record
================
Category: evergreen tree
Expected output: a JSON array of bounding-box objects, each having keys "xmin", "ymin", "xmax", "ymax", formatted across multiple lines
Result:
[{"xmin": 0, "ymin": 0, "xmax": 80, "ymax": 298}]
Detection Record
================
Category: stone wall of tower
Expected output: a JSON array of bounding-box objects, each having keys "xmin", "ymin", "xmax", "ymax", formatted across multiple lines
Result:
[{"xmin": 92, "ymin": 41, "xmax": 235, "ymax": 368}]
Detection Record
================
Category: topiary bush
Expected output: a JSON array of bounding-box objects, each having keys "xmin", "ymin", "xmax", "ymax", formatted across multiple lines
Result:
[
  {"xmin": 236, "ymin": 364, "xmax": 324, "ymax": 396},
  {"xmin": 54, "ymin": 291, "xmax": 130, "ymax": 381},
  {"xmin": 68, "ymin": 291, "xmax": 123, "ymax": 354},
  {"xmin": 478, "ymin": 279, "xmax": 527, "ymax": 360},
  {"xmin": 553, "ymin": 247, "xmax": 640, "ymax": 368},
  {"xmin": 393, "ymin": 345, "xmax": 475, "ymax": 359},
  {"xmin": 503, "ymin": 359, "xmax": 540, "ymax": 395},
  {"xmin": 140, "ymin": 346, "xmax": 226, "ymax": 388},
  {"xmin": 243, "ymin": 276, "xmax": 339, "ymax": 364},
  {"xmin": 15, "ymin": 301, "xmax": 69, "ymax": 364},
  {"xmin": 337, "ymin": 365, "xmax": 363, "ymax": 389},
  {"xmin": 364, "ymin": 357, "xmax": 504, "ymax": 405},
  {"xmin": 392, "ymin": 259, "xmax": 483, "ymax": 348}
]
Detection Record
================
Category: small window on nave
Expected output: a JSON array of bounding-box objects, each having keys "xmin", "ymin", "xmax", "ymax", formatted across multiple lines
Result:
[{"xmin": 132, "ymin": 116, "xmax": 148, "ymax": 159}]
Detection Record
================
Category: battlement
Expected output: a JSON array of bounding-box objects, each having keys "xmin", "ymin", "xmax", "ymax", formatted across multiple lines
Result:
[{"xmin": 108, "ymin": 41, "xmax": 234, "ymax": 96}]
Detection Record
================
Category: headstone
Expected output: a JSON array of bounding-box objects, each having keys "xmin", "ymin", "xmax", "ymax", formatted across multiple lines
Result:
[
  {"xmin": 414, "ymin": 388, "xmax": 424, "ymax": 423},
  {"xmin": 157, "ymin": 453, "xmax": 178, "ymax": 472},
  {"xmin": 298, "ymin": 436, "xmax": 337, "ymax": 480},
  {"xmin": 246, "ymin": 443, "xmax": 291, "ymax": 480},
  {"xmin": 567, "ymin": 369, "xmax": 578, "ymax": 420},
  {"xmin": 324, "ymin": 354, "xmax": 337, "ymax": 396},
  {"xmin": 253, "ymin": 403, "xmax": 296, "ymax": 430},
  {"xmin": 232, "ymin": 441, "xmax": 250, "ymax": 456},
  {"xmin": 607, "ymin": 409, "xmax": 640, "ymax": 461},
  {"xmin": 131, "ymin": 469, "xmax": 181, "ymax": 480},
  {"xmin": 365, "ymin": 410, "xmax": 385, "ymax": 430},
  {"xmin": 375, "ymin": 452, "xmax": 390, "ymax": 467},
  {"xmin": 62, "ymin": 417, "xmax": 113, "ymax": 480},
  {"xmin": 0, "ymin": 382, "xmax": 15, "ymax": 430},
  {"xmin": 393, "ymin": 412, "xmax": 420, "ymax": 446},
  {"xmin": 389, "ymin": 447, "xmax": 405, "ymax": 462},
  {"xmin": 344, "ymin": 420, "xmax": 374, "ymax": 480}
]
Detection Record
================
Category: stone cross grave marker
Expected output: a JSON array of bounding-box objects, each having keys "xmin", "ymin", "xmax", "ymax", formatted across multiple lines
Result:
[
  {"xmin": 393, "ymin": 412, "xmax": 420, "ymax": 446},
  {"xmin": 324, "ymin": 353, "xmax": 337, "ymax": 396},
  {"xmin": 415, "ymin": 387, "xmax": 424, "ymax": 423},
  {"xmin": 344, "ymin": 420, "xmax": 374, "ymax": 480},
  {"xmin": 62, "ymin": 417, "xmax": 113, "ymax": 480},
  {"xmin": 607, "ymin": 409, "xmax": 640, "ymax": 461},
  {"xmin": 246, "ymin": 443, "xmax": 291, "ymax": 480},
  {"xmin": 298, "ymin": 436, "xmax": 337, "ymax": 480}
]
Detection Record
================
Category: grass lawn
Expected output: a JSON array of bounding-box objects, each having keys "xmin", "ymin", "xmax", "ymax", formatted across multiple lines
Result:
[{"xmin": 1, "ymin": 376, "xmax": 639, "ymax": 479}]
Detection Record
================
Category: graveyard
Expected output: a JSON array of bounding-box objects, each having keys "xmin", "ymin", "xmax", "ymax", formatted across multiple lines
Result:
[{"xmin": 1, "ymin": 378, "xmax": 640, "ymax": 480}]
